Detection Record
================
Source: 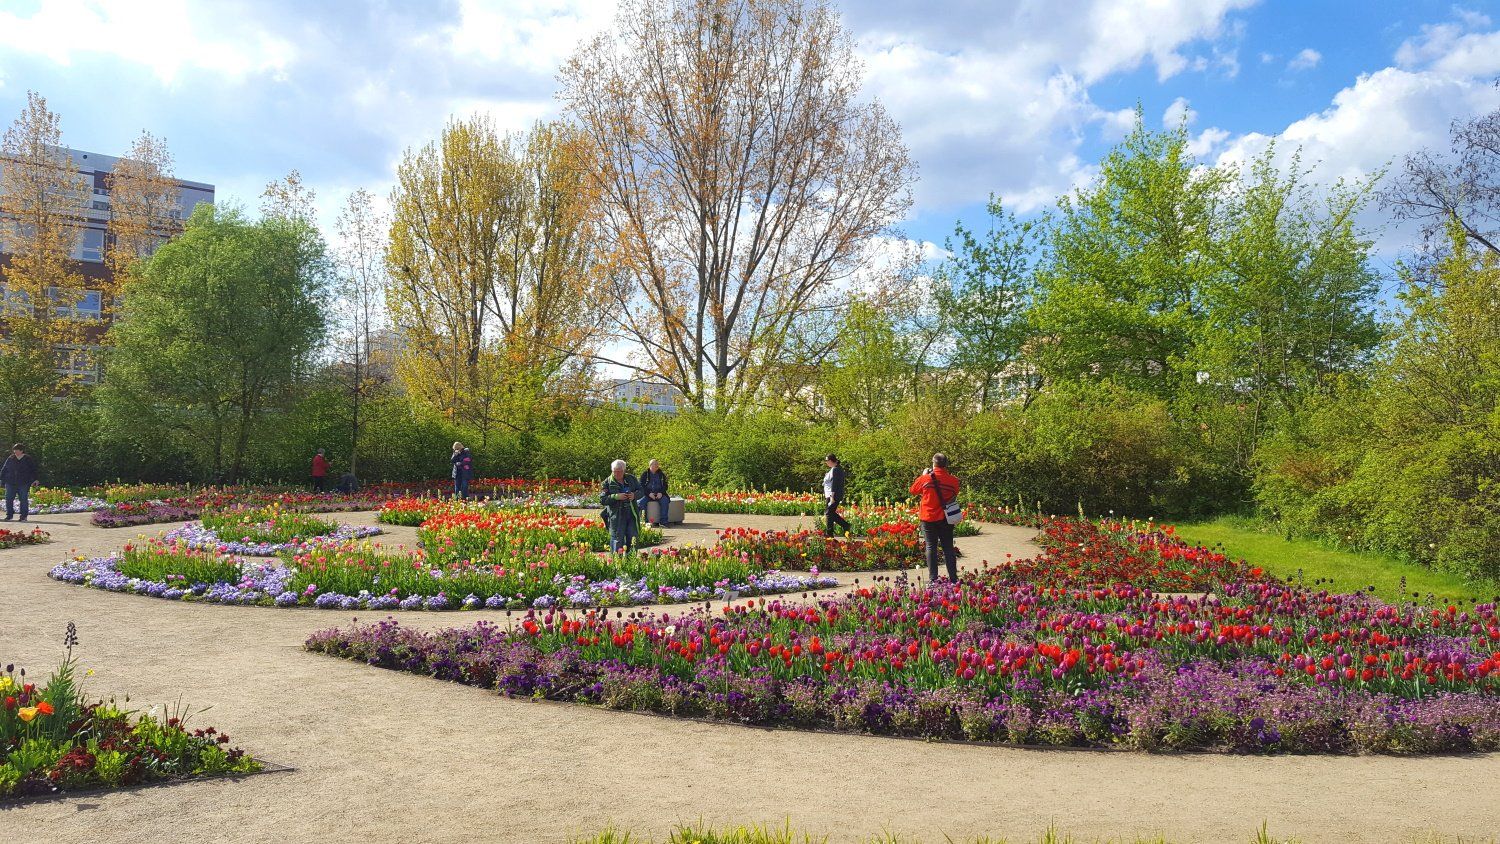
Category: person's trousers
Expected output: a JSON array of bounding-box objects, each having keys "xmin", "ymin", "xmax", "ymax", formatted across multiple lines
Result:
[
  {"xmin": 312, "ymin": 475, "xmax": 326, "ymax": 492},
  {"xmin": 5, "ymin": 484, "xmax": 29, "ymax": 520},
  {"xmin": 643, "ymin": 493, "xmax": 667, "ymax": 525},
  {"xmin": 453, "ymin": 476, "xmax": 469, "ymax": 499},
  {"xmin": 825, "ymin": 499, "xmax": 851, "ymax": 536},
  {"xmin": 609, "ymin": 514, "xmax": 638, "ymax": 554},
  {"xmin": 922, "ymin": 518, "xmax": 958, "ymax": 582}
]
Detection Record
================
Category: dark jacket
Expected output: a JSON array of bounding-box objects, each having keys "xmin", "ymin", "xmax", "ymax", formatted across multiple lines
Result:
[
  {"xmin": 600, "ymin": 473, "xmax": 643, "ymax": 523},
  {"xmin": 451, "ymin": 448, "xmax": 473, "ymax": 480},
  {"xmin": 824, "ymin": 464, "xmax": 846, "ymax": 503},
  {"xmin": 641, "ymin": 468, "xmax": 668, "ymax": 497},
  {"xmin": 1, "ymin": 453, "xmax": 38, "ymax": 488}
]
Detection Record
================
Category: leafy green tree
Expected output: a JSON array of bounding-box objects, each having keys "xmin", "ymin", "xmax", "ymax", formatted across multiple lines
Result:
[
  {"xmin": 1256, "ymin": 224, "xmax": 1500, "ymax": 577},
  {"xmin": 933, "ymin": 197, "xmax": 1042, "ymax": 408},
  {"xmin": 100, "ymin": 205, "xmax": 329, "ymax": 481},
  {"xmin": 1196, "ymin": 147, "xmax": 1383, "ymax": 447},
  {"xmin": 1030, "ymin": 114, "xmax": 1226, "ymax": 399},
  {"xmin": 821, "ymin": 299, "xmax": 912, "ymax": 428}
]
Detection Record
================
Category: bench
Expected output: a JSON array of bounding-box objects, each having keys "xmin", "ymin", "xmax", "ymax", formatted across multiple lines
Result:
[{"xmin": 645, "ymin": 496, "xmax": 686, "ymax": 525}]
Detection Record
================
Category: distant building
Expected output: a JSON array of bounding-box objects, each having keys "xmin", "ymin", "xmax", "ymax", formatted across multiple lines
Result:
[
  {"xmin": 597, "ymin": 377, "xmax": 683, "ymax": 414},
  {"xmin": 0, "ymin": 147, "xmax": 214, "ymax": 384}
]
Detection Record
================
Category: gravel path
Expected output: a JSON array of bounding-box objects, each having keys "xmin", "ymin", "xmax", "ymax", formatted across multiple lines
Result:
[{"xmin": 2, "ymin": 510, "xmax": 1497, "ymax": 843}]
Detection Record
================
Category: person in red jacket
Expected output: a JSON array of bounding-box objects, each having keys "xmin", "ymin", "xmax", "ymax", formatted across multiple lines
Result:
[
  {"xmin": 311, "ymin": 449, "xmax": 330, "ymax": 492},
  {"xmin": 910, "ymin": 452, "xmax": 959, "ymax": 582}
]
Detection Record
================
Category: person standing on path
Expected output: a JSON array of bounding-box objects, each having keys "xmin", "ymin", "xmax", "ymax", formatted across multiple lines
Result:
[
  {"xmin": 601, "ymin": 459, "xmax": 643, "ymax": 554},
  {"xmin": 822, "ymin": 454, "xmax": 851, "ymax": 537},
  {"xmin": 640, "ymin": 458, "xmax": 669, "ymax": 527},
  {"xmin": 451, "ymin": 442, "xmax": 473, "ymax": 500},
  {"xmin": 310, "ymin": 449, "xmax": 330, "ymax": 492},
  {"xmin": 1, "ymin": 443, "xmax": 39, "ymax": 522},
  {"xmin": 910, "ymin": 453, "xmax": 960, "ymax": 582}
]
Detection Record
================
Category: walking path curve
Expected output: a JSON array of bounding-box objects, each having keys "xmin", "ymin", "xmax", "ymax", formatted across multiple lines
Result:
[{"xmin": 2, "ymin": 510, "xmax": 1496, "ymax": 843}]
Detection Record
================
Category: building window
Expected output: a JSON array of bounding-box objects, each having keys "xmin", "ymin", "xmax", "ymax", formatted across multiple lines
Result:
[
  {"xmin": 80, "ymin": 228, "xmax": 105, "ymax": 262},
  {"xmin": 46, "ymin": 287, "xmax": 103, "ymax": 320},
  {"xmin": 0, "ymin": 285, "xmax": 30, "ymax": 316},
  {"xmin": 54, "ymin": 344, "xmax": 101, "ymax": 385}
]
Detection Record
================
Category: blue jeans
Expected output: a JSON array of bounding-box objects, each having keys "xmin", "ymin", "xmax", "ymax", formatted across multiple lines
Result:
[
  {"xmin": 453, "ymin": 475, "xmax": 469, "ymax": 499},
  {"xmin": 609, "ymin": 509, "xmax": 639, "ymax": 553},
  {"xmin": 5, "ymin": 484, "xmax": 30, "ymax": 519}
]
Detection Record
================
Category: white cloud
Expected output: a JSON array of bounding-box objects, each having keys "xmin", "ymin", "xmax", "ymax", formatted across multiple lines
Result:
[
  {"xmin": 1287, "ymin": 48, "xmax": 1322, "ymax": 72},
  {"xmin": 447, "ymin": 0, "xmax": 615, "ymax": 72},
  {"xmin": 0, "ymin": 0, "xmax": 294, "ymax": 85},
  {"xmin": 1395, "ymin": 20, "xmax": 1500, "ymax": 77},
  {"xmin": 1163, "ymin": 96, "xmax": 1197, "ymax": 128},
  {"xmin": 852, "ymin": 0, "xmax": 1258, "ymax": 212}
]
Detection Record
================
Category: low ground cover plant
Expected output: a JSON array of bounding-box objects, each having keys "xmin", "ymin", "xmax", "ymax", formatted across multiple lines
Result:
[
  {"xmin": 715, "ymin": 525, "xmax": 925, "ymax": 571},
  {"xmin": 307, "ymin": 516, "xmax": 1500, "ymax": 754},
  {"xmin": 1, "ymin": 625, "xmax": 260, "ymax": 800},
  {"xmin": 0, "ymin": 527, "xmax": 50, "ymax": 549}
]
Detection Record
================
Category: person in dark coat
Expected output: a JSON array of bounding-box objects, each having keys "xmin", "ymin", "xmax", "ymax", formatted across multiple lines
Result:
[
  {"xmin": 336, "ymin": 471, "xmax": 359, "ymax": 494},
  {"xmin": 822, "ymin": 453, "xmax": 851, "ymax": 537},
  {"xmin": 640, "ymin": 458, "xmax": 669, "ymax": 527},
  {"xmin": 600, "ymin": 459, "xmax": 644, "ymax": 554},
  {"xmin": 451, "ymin": 441, "xmax": 473, "ymax": 499},
  {"xmin": 1, "ymin": 443, "xmax": 40, "ymax": 522}
]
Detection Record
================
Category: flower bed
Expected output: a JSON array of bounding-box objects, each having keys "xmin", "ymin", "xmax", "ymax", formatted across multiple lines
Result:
[
  {"xmin": 306, "ymin": 517, "xmax": 1500, "ymax": 754},
  {"xmin": 714, "ymin": 524, "xmax": 924, "ymax": 571},
  {"xmin": 2, "ymin": 626, "xmax": 259, "ymax": 800},
  {"xmin": 685, "ymin": 490, "xmax": 826, "ymax": 516},
  {"xmin": 841, "ymin": 504, "xmax": 981, "ymax": 537},
  {"xmin": 417, "ymin": 508, "xmax": 661, "ymax": 554},
  {"xmin": 50, "ymin": 535, "xmax": 835, "ymax": 611},
  {"xmin": 0, "ymin": 527, "xmax": 50, "ymax": 549},
  {"xmin": 25, "ymin": 487, "xmax": 107, "ymax": 515},
  {"xmin": 163, "ymin": 520, "xmax": 382, "ymax": 556},
  {"xmin": 91, "ymin": 490, "xmax": 388, "ymax": 528}
]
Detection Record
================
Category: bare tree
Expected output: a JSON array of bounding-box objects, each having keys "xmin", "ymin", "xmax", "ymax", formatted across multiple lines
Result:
[
  {"xmin": 106, "ymin": 130, "xmax": 179, "ymax": 304},
  {"xmin": 333, "ymin": 189, "xmax": 388, "ymax": 477},
  {"xmin": 1384, "ymin": 87, "xmax": 1500, "ymax": 259},
  {"xmin": 559, "ymin": 0, "xmax": 915, "ymax": 410}
]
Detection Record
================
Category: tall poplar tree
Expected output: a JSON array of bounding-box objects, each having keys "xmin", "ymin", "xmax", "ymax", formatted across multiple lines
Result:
[{"xmin": 0, "ymin": 91, "xmax": 90, "ymax": 440}]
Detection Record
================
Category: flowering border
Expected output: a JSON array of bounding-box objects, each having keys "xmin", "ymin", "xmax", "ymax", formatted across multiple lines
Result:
[
  {"xmin": 161, "ymin": 521, "xmax": 384, "ymax": 556},
  {"xmin": 47, "ymin": 554, "xmax": 839, "ymax": 611},
  {"xmin": 30, "ymin": 496, "xmax": 108, "ymax": 515}
]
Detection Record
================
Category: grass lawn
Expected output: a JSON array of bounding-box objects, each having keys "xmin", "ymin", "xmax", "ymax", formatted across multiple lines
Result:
[{"xmin": 1169, "ymin": 517, "xmax": 1492, "ymax": 605}]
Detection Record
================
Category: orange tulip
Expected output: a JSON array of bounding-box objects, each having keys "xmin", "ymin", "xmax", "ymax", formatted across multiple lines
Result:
[{"xmin": 36, "ymin": 700, "xmax": 54, "ymax": 716}]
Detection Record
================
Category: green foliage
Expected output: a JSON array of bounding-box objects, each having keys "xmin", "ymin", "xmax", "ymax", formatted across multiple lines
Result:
[
  {"xmin": 956, "ymin": 380, "xmax": 1218, "ymax": 516},
  {"xmin": 1255, "ymin": 226, "xmax": 1500, "ymax": 579},
  {"xmin": 821, "ymin": 299, "xmax": 912, "ymax": 428},
  {"xmin": 100, "ymin": 203, "xmax": 329, "ymax": 482},
  {"xmin": 1170, "ymin": 516, "xmax": 1477, "ymax": 604},
  {"xmin": 1031, "ymin": 113, "xmax": 1225, "ymax": 398},
  {"xmin": 933, "ymin": 196, "xmax": 1043, "ymax": 409}
]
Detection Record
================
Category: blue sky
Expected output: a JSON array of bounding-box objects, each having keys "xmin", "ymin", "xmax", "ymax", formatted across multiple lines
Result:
[{"xmin": 2, "ymin": 0, "xmax": 1498, "ymax": 262}]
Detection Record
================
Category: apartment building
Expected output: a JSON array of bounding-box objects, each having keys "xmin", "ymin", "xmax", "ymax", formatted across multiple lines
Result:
[{"xmin": 0, "ymin": 147, "xmax": 214, "ymax": 383}]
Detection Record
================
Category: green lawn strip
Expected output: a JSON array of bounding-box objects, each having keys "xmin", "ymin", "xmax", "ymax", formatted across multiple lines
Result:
[{"xmin": 1171, "ymin": 517, "xmax": 1489, "ymax": 604}]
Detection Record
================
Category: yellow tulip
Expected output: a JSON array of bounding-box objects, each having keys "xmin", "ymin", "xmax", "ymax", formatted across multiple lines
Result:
[
  {"xmin": 0, "ymin": 676, "xmax": 12, "ymax": 692},
  {"xmin": 17, "ymin": 706, "xmax": 37, "ymax": 722}
]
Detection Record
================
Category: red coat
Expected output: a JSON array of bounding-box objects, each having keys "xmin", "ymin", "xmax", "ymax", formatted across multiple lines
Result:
[
  {"xmin": 910, "ymin": 468, "xmax": 959, "ymax": 522},
  {"xmin": 311, "ymin": 454, "xmax": 330, "ymax": 477}
]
